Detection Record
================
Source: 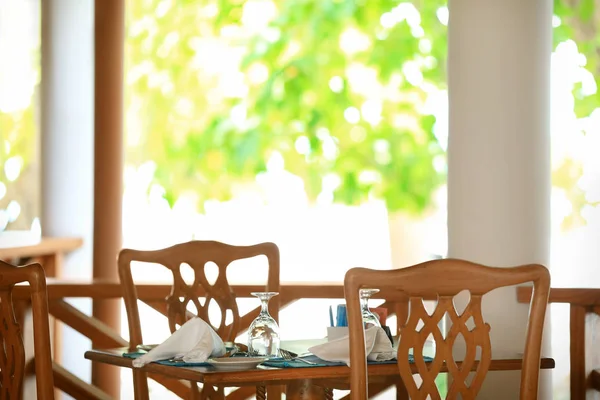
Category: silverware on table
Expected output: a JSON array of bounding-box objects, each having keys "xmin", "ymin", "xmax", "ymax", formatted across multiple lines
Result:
[
  {"xmin": 278, "ymin": 349, "xmax": 317, "ymax": 365},
  {"xmin": 136, "ymin": 344, "xmax": 156, "ymax": 352}
]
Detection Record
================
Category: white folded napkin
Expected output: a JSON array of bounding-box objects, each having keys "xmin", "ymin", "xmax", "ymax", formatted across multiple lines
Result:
[
  {"xmin": 308, "ymin": 326, "xmax": 395, "ymax": 366},
  {"xmin": 132, "ymin": 317, "xmax": 226, "ymax": 368}
]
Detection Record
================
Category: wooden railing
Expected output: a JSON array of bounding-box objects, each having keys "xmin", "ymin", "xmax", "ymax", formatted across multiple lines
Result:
[
  {"xmin": 517, "ymin": 286, "xmax": 600, "ymax": 400},
  {"xmin": 17, "ymin": 277, "xmax": 590, "ymax": 399},
  {"xmin": 14, "ymin": 280, "xmax": 409, "ymax": 399},
  {"xmin": 2, "ymin": 239, "xmax": 408, "ymax": 399},
  {"xmin": 6, "ymin": 240, "xmax": 577, "ymax": 400}
]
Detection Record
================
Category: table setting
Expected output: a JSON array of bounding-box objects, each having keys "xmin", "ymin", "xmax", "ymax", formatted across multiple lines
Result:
[
  {"xmin": 120, "ymin": 289, "xmax": 410, "ymax": 372},
  {"xmin": 84, "ymin": 283, "xmax": 555, "ymax": 399}
]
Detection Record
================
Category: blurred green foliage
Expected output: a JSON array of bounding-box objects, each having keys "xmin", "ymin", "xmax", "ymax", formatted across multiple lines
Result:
[
  {"xmin": 0, "ymin": 106, "xmax": 37, "ymax": 229},
  {"xmin": 554, "ymin": 0, "xmax": 600, "ymax": 120},
  {"xmin": 0, "ymin": 108, "xmax": 36, "ymax": 167},
  {"xmin": 551, "ymin": 0, "xmax": 600, "ymax": 228},
  {"xmin": 125, "ymin": 0, "xmax": 447, "ymax": 213},
  {"xmin": 0, "ymin": 0, "xmax": 40, "ymax": 230},
  {"xmin": 2, "ymin": 0, "xmax": 598, "ymax": 227},
  {"xmin": 127, "ymin": 0, "xmax": 600, "ymax": 219},
  {"xmin": 124, "ymin": 0, "xmax": 600, "ymax": 220}
]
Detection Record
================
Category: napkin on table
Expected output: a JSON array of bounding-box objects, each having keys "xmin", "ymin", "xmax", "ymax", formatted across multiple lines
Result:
[
  {"xmin": 132, "ymin": 317, "xmax": 226, "ymax": 368},
  {"xmin": 308, "ymin": 326, "xmax": 395, "ymax": 366}
]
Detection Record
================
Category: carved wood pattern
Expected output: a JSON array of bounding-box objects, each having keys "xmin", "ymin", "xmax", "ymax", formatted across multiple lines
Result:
[
  {"xmin": 397, "ymin": 294, "xmax": 491, "ymax": 400},
  {"xmin": 0, "ymin": 261, "xmax": 52, "ymax": 399},
  {"xmin": 0, "ymin": 289, "xmax": 25, "ymax": 399},
  {"xmin": 344, "ymin": 260, "xmax": 550, "ymax": 400},
  {"xmin": 119, "ymin": 241, "xmax": 280, "ymax": 400},
  {"xmin": 166, "ymin": 260, "xmax": 240, "ymax": 341},
  {"xmin": 163, "ymin": 256, "xmax": 264, "ymax": 398},
  {"xmin": 256, "ymin": 384, "xmax": 266, "ymax": 400},
  {"xmin": 324, "ymin": 387, "xmax": 334, "ymax": 400}
]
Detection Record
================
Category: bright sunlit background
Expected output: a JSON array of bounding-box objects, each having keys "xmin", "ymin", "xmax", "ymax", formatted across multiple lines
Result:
[{"xmin": 1, "ymin": 0, "xmax": 599, "ymax": 399}]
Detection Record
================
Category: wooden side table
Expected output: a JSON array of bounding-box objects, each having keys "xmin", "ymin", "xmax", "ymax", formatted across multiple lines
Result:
[
  {"xmin": 0, "ymin": 237, "xmax": 83, "ymax": 399},
  {"xmin": 0, "ymin": 236, "xmax": 83, "ymax": 277}
]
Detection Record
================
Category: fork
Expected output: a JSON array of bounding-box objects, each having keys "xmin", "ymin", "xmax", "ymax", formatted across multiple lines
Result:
[{"xmin": 278, "ymin": 349, "xmax": 317, "ymax": 365}]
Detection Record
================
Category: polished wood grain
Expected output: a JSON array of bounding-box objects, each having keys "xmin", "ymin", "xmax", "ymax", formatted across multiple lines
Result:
[
  {"xmin": 48, "ymin": 300, "xmax": 127, "ymax": 349},
  {"xmin": 51, "ymin": 362, "xmax": 112, "ymax": 400},
  {"xmin": 84, "ymin": 347, "xmax": 554, "ymax": 389},
  {"xmin": 12, "ymin": 280, "xmax": 424, "ymax": 302},
  {"xmin": 0, "ymin": 235, "xmax": 83, "ymax": 397},
  {"xmin": 9, "ymin": 280, "xmax": 415, "ymax": 399},
  {"xmin": 345, "ymin": 259, "xmax": 550, "ymax": 400},
  {"xmin": 0, "ymin": 260, "xmax": 54, "ymax": 399},
  {"xmin": 517, "ymin": 286, "xmax": 600, "ymax": 306},
  {"xmin": 517, "ymin": 286, "xmax": 600, "ymax": 398},
  {"xmin": 0, "ymin": 237, "xmax": 82, "ymax": 260},
  {"xmin": 0, "ymin": 279, "xmax": 545, "ymax": 399},
  {"xmin": 118, "ymin": 241, "xmax": 280, "ymax": 400}
]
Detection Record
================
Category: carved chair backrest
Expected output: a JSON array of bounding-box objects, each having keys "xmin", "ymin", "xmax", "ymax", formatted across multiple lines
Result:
[
  {"xmin": 118, "ymin": 241, "xmax": 280, "ymax": 399},
  {"xmin": 344, "ymin": 259, "xmax": 550, "ymax": 400},
  {"xmin": 0, "ymin": 261, "xmax": 54, "ymax": 400}
]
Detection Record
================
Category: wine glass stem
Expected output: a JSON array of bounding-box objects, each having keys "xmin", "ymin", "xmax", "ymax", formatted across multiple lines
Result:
[
  {"xmin": 360, "ymin": 297, "xmax": 369, "ymax": 312},
  {"xmin": 261, "ymin": 298, "xmax": 270, "ymax": 315}
]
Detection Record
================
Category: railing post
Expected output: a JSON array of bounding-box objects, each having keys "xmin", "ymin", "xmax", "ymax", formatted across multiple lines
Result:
[
  {"xmin": 92, "ymin": 0, "xmax": 125, "ymax": 397},
  {"xmin": 570, "ymin": 304, "xmax": 587, "ymax": 399}
]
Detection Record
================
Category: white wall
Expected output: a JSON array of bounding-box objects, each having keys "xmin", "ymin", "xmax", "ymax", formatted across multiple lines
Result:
[
  {"xmin": 447, "ymin": 0, "xmax": 553, "ymax": 398},
  {"xmin": 41, "ymin": 0, "xmax": 95, "ymax": 395}
]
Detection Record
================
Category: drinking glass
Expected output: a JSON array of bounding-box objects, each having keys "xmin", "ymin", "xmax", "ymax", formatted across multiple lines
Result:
[
  {"xmin": 360, "ymin": 288, "xmax": 381, "ymax": 327},
  {"xmin": 248, "ymin": 292, "xmax": 280, "ymax": 357}
]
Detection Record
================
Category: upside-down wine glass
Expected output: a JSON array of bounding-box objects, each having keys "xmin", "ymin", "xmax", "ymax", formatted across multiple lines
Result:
[
  {"xmin": 360, "ymin": 288, "xmax": 382, "ymax": 328},
  {"xmin": 248, "ymin": 292, "xmax": 280, "ymax": 357}
]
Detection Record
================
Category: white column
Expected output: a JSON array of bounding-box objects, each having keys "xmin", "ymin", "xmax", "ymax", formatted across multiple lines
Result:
[
  {"xmin": 41, "ymin": 0, "xmax": 95, "ymax": 388},
  {"xmin": 447, "ymin": 0, "xmax": 552, "ymax": 398}
]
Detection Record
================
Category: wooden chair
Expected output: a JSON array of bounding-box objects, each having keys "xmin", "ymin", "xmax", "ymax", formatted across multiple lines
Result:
[
  {"xmin": 344, "ymin": 259, "xmax": 550, "ymax": 400},
  {"xmin": 118, "ymin": 240, "xmax": 280, "ymax": 400},
  {"xmin": 0, "ymin": 260, "xmax": 54, "ymax": 399}
]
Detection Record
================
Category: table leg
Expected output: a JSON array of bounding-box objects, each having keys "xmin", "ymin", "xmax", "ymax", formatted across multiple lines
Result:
[
  {"xmin": 267, "ymin": 385, "xmax": 283, "ymax": 400},
  {"xmin": 286, "ymin": 380, "xmax": 328, "ymax": 400},
  {"xmin": 256, "ymin": 385, "xmax": 266, "ymax": 400}
]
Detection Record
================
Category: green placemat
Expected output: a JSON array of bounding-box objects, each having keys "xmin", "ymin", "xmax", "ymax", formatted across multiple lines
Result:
[{"xmin": 262, "ymin": 354, "xmax": 433, "ymax": 368}]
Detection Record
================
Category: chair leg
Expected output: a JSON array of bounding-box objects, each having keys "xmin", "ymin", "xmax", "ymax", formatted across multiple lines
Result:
[{"xmin": 396, "ymin": 381, "xmax": 409, "ymax": 400}]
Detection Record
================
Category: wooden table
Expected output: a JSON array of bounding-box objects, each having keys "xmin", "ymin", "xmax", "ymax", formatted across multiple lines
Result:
[
  {"xmin": 1, "ymin": 237, "xmax": 83, "ymax": 400},
  {"xmin": 0, "ymin": 236, "xmax": 83, "ymax": 277},
  {"xmin": 85, "ymin": 343, "xmax": 555, "ymax": 399}
]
